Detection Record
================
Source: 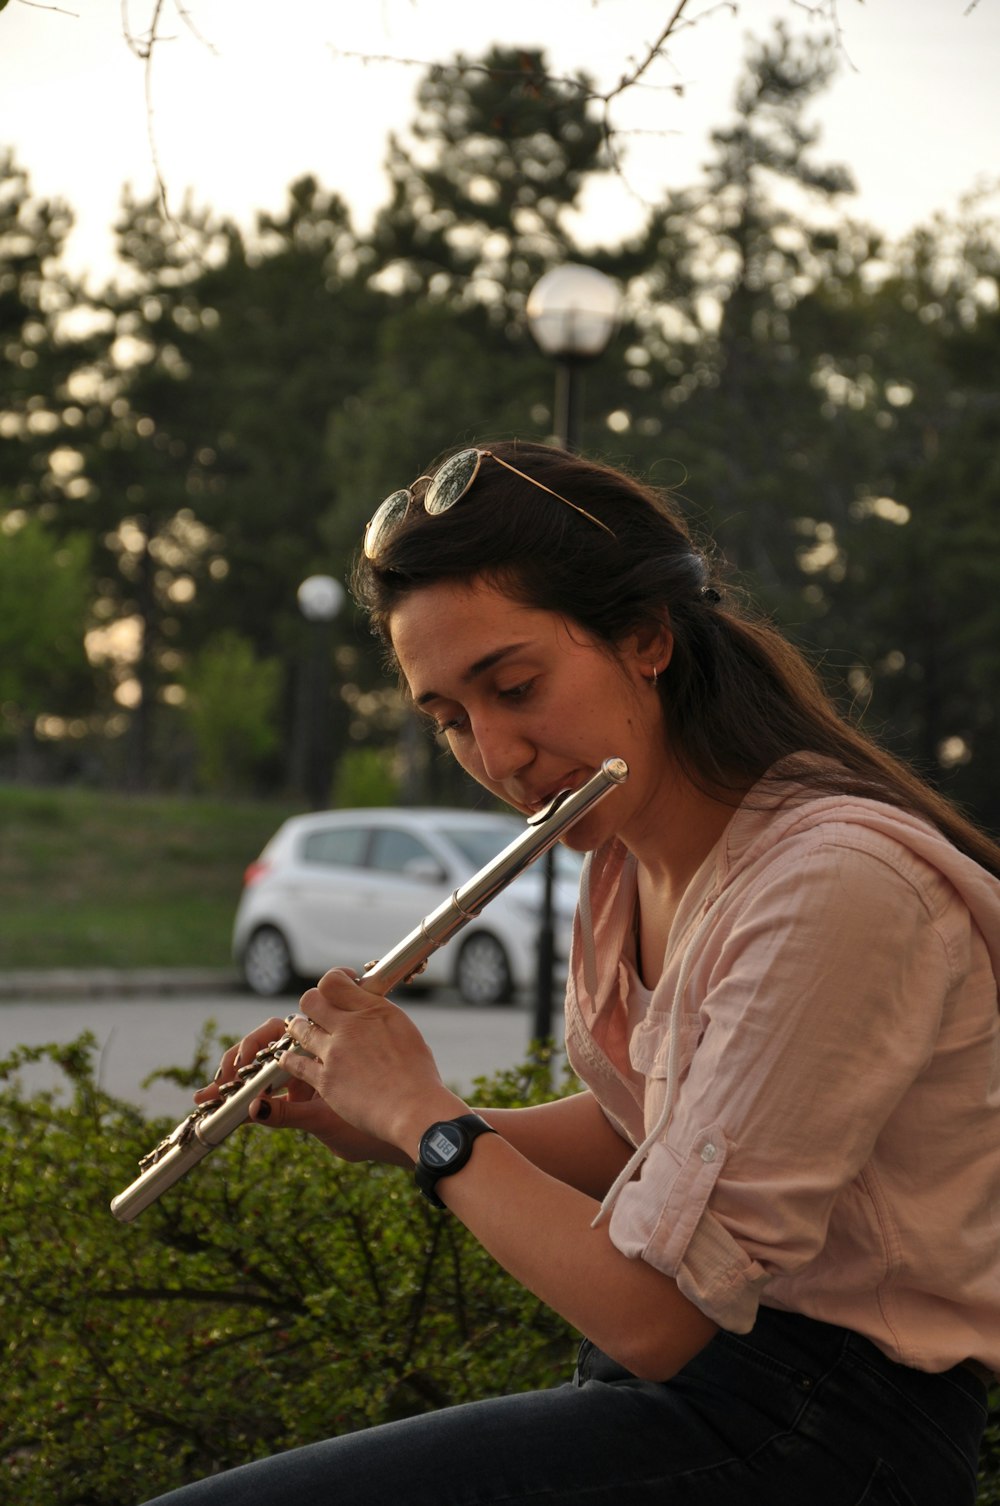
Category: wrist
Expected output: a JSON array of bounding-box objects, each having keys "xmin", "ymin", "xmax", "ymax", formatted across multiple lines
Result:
[{"xmin": 391, "ymin": 1089, "xmax": 470, "ymax": 1162}]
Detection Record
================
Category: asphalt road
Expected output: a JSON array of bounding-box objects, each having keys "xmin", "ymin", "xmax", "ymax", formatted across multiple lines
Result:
[{"xmin": 0, "ymin": 988, "xmax": 561, "ymax": 1118}]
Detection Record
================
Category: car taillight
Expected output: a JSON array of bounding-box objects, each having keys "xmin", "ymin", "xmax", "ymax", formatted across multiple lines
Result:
[{"xmin": 242, "ymin": 860, "xmax": 270, "ymax": 888}]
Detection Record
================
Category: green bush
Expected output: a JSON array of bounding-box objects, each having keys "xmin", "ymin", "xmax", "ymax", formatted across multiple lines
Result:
[
  {"xmin": 0, "ymin": 1034, "xmax": 578, "ymax": 1504},
  {"xmin": 2, "ymin": 1034, "xmax": 998, "ymax": 1504}
]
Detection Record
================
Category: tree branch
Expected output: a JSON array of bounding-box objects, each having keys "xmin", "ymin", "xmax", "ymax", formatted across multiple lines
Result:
[
  {"xmin": 11, "ymin": 0, "xmax": 80, "ymax": 14},
  {"xmin": 119, "ymin": 0, "xmax": 221, "ymax": 265}
]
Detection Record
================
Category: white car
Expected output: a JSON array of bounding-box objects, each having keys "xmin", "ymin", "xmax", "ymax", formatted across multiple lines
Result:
[{"xmin": 232, "ymin": 806, "xmax": 583, "ymax": 1006}]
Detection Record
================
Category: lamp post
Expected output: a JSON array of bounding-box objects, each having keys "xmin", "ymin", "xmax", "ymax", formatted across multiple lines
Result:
[
  {"xmin": 296, "ymin": 573, "xmax": 345, "ymax": 810},
  {"xmin": 526, "ymin": 264, "xmax": 623, "ymax": 448},
  {"xmin": 526, "ymin": 263, "xmax": 622, "ymax": 1048}
]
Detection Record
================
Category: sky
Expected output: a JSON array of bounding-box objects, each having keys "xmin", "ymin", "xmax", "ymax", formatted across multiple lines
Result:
[{"xmin": 2, "ymin": 0, "xmax": 998, "ymax": 287}]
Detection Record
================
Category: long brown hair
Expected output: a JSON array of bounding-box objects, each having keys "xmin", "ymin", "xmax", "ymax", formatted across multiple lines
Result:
[{"xmin": 352, "ymin": 439, "xmax": 1000, "ymax": 877}]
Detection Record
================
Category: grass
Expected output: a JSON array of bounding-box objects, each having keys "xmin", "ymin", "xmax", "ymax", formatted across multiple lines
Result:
[{"xmin": 0, "ymin": 783, "xmax": 302, "ymax": 969}]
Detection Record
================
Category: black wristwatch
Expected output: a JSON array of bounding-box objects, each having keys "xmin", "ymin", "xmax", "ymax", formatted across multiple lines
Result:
[{"xmin": 414, "ymin": 1113, "xmax": 497, "ymax": 1209}]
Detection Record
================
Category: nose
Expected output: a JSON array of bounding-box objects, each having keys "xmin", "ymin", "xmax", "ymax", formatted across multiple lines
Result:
[{"xmin": 471, "ymin": 710, "xmax": 535, "ymax": 787}]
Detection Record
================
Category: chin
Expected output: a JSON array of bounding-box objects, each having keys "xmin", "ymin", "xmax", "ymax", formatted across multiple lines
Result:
[{"xmin": 560, "ymin": 810, "xmax": 614, "ymax": 854}]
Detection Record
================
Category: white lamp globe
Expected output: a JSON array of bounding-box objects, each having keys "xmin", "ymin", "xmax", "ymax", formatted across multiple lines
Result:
[
  {"xmin": 526, "ymin": 264, "xmax": 622, "ymax": 360},
  {"xmin": 297, "ymin": 574, "xmax": 344, "ymax": 623}
]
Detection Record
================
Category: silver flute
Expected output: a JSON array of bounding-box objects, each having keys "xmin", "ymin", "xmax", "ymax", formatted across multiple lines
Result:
[{"xmin": 111, "ymin": 757, "xmax": 629, "ymax": 1223}]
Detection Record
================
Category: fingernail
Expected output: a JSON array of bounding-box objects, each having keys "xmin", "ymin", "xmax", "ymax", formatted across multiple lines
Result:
[
  {"xmin": 255, "ymin": 1101, "xmax": 271, "ymax": 1121},
  {"xmin": 213, "ymin": 1067, "xmax": 224, "ymax": 1083}
]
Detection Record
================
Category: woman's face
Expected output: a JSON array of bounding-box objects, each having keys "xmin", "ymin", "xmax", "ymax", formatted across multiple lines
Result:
[{"xmin": 388, "ymin": 575, "xmax": 674, "ymax": 853}]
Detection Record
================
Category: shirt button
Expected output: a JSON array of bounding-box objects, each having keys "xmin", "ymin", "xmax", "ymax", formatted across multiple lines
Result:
[{"xmin": 700, "ymin": 1142, "xmax": 718, "ymax": 1163}]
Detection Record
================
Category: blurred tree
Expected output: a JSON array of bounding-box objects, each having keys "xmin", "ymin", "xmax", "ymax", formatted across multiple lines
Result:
[
  {"xmin": 0, "ymin": 515, "xmax": 91, "ymax": 776},
  {"xmin": 72, "ymin": 187, "xmax": 229, "ymax": 788},
  {"xmin": 609, "ymin": 26, "xmax": 858, "ymax": 586},
  {"xmin": 182, "ymin": 629, "xmax": 281, "ymax": 793},
  {"xmin": 76, "ymin": 179, "xmax": 385, "ymax": 790},
  {"xmin": 787, "ymin": 196, "xmax": 1000, "ymax": 827},
  {"xmin": 372, "ymin": 45, "xmax": 608, "ymax": 319},
  {"xmin": 0, "ymin": 150, "xmax": 81, "ymax": 520},
  {"xmin": 5, "ymin": 25, "xmax": 999, "ymax": 827},
  {"xmin": 163, "ymin": 178, "xmax": 383, "ymax": 653}
]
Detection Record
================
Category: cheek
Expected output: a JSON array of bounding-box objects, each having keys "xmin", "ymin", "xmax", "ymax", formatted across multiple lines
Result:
[
  {"xmin": 446, "ymin": 735, "xmax": 492, "ymax": 791},
  {"xmin": 562, "ymin": 671, "xmax": 639, "ymax": 745}
]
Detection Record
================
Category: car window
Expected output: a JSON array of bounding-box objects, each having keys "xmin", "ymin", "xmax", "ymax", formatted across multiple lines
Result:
[
  {"xmin": 442, "ymin": 823, "xmax": 582, "ymax": 882},
  {"xmin": 368, "ymin": 828, "xmax": 440, "ymax": 876},
  {"xmin": 301, "ymin": 826, "xmax": 368, "ymax": 868},
  {"xmin": 439, "ymin": 823, "xmax": 521, "ymax": 870}
]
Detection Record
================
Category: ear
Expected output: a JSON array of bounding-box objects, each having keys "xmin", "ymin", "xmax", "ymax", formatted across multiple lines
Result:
[{"xmin": 618, "ymin": 616, "xmax": 673, "ymax": 681}]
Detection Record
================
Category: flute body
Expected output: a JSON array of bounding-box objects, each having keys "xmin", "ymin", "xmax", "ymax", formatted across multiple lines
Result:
[{"xmin": 110, "ymin": 757, "xmax": 628, "ymax": 1222}]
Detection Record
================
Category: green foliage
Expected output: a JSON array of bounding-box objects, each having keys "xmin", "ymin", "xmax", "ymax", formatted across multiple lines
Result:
[
  {"xmin": 2, "ymin": 1034, "xmax": 998, "ymax": 1502},
  {"xmin": 182, "ymin": 630, "xmax": 281, "ymax": 793},
  {"xmin": 0, "ymin": 1035, "xmax": 578, "ymax": 1504},
  {"xmin": 331, "ymin": 746, "xmax": 399, "ymax": 808},
  {"xmin": 0, "ymin": 517, "xmax": 91, "ymax": 719}
]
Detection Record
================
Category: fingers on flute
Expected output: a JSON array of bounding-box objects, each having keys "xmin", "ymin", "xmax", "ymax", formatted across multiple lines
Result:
[{"xmin": 196, "ymin": 1015, "xmax": 287, "ymax": 1098}]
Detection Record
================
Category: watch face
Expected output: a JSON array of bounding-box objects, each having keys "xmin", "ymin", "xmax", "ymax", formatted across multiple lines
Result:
[{"xmin": 421, "ymin": 1122, "xmax": 464, "ymax": 1169}]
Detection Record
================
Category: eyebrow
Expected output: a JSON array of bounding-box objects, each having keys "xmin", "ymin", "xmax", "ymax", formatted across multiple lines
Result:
[{"xmin": 414, "ymin": 642, "xmax": 530, "ymax": 707}]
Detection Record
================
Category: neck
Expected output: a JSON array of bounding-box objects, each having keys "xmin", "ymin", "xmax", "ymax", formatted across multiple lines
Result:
[{"xmin": 624, "ymin": 761, "xmax": 743, "ymax": 901}]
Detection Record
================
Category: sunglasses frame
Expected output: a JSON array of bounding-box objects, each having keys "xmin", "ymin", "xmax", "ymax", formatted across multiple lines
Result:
[{"xmin": 363, "ymin": 448, "xmax": 615, "ymax": 562}]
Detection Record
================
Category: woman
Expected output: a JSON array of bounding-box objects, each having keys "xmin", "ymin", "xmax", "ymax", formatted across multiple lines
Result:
[{"xmin": 147, "ymin": 441, "xmax": 999, "ymax": 1505}]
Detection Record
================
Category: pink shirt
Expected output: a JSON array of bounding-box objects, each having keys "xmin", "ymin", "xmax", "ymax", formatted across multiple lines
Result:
[{"xmin": 564, "ymin": 776, "xmax": 1000, "ymax": 1375}]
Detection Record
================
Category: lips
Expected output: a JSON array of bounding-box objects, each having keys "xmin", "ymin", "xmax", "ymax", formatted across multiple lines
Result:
[{"xmin": 522, "ymin": 770, "xmax": 590, "ymax": 813}]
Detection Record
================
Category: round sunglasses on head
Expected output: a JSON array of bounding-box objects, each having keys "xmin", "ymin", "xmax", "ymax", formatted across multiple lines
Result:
[{"xmin": 363, "ymin": 448, "xmax": 615, "ymax": 562}]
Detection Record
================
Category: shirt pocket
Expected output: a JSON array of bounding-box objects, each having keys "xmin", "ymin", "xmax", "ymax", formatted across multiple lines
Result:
[{"xmin": 630, "ymin": 1009, "xmax": 703, "ymax": 1133}]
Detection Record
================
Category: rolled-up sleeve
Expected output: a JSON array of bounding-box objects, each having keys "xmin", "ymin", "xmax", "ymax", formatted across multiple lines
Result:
[
  {"xmin": 607, "ymin": 832, "xmax": 958, "ymax": 1331},
  {"xmin": 611, "ymin": 1126, "xmax": 772, "ymax": 1330}
]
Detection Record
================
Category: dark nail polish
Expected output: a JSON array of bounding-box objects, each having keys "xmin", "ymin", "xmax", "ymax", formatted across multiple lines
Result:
[{"xmin": 256, "ymin": 1101, "xmax": 271, "ymax": 1121}]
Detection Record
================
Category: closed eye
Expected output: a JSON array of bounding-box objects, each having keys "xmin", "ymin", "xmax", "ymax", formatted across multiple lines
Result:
[
  {"xmin": 498, "ymin": 679, "xmax": 535, "ymax": 704},
  {"xmin": 425, "ymin": 678, "xmax": 536, "ymax": 737},
  {"xmin": 422, "ymin": 704, "xmax": 468, "ymax": 738},
  {"xmin": 432, "ymin": 714, "xmax": 467, "ymax": 738}
]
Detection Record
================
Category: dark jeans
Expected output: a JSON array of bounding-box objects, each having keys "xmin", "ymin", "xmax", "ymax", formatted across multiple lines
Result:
[{"xmin": 142, "ymin": 1308, "xmax": 988, "ymax": 1505}]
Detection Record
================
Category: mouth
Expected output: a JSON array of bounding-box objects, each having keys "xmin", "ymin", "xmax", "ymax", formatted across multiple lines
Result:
[{"xmin": 522, "ymin": 770, "xmax": 590, "ymax": 815}]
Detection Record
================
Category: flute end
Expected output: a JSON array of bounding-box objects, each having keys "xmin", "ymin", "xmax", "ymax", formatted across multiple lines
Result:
[{"xmin": 602, "ymin": 757, "xmax": 629, "ymax": 784}]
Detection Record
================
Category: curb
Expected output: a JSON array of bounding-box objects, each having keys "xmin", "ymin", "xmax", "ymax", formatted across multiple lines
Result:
[{"xmin": 0, "ymin": 968, "xmax": 242, "ymax": 1000}]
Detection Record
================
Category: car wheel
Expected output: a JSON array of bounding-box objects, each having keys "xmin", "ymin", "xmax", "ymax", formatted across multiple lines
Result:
[
  {"xmin": 455, "ymin": 932, "xmax": 514, "ymax": 1006},
  {"xmin": 242, "ymin": 925, "xmax": 297, "ymax": 997}
]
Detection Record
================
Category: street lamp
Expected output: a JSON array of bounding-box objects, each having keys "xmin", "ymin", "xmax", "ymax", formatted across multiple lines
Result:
[
  {"xmin": 296, "ymin": 573, "xmax": 345, "ymax": 810},
  {"xmin": 526, "ymin": 263, "xmax": 622, "ymax": 1049},
  {"xmin": 526, "ymin": 263, "xmax": 623, "ymax": 447}
]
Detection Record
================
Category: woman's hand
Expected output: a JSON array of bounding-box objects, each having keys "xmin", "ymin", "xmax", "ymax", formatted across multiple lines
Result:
[
  {"xmin": 281, "ymin": 969, "xmax": 468, "ymax": 1159},
  {"xmin": 195, "ymin": 1010, "xmax": 415, "ymax": 1166}
]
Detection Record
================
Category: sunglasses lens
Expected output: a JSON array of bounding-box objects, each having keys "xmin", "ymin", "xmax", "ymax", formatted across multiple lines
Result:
[
  {"xmin": 364, "ymin": 490, "xmax": 411, "ymax": 559},
  {"xmin": 424, "ymin": 449, "xmax": 480, "ymax": 516}
]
